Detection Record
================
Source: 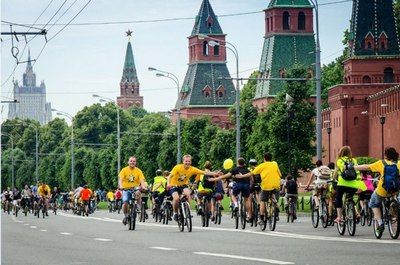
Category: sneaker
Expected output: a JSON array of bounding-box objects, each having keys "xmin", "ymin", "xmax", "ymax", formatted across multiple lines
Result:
[
  {"xmin": 377, "ymin": 223, "xmax": 385, "ymax": 234},
  {"xmin": 173, "ymin": 213, "xmax": 178, "ymax": 222},
  {"xmin": 122, "ymin": 217, "xmax": 127, "ymax": 225}
]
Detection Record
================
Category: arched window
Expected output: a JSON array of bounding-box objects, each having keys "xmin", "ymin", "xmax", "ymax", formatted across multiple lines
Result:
[
  {"xmin": 384, "ymin": 67, "xmax": 394, "ymax": 83},
  {"xmin": 283, "ymin": 11, "xmax": 290, "ymax": 30},
  {"xmin": 367, "ymin": 42, "xmax": 372, "ymax": 49},
  {"xmin": 362, "ymin": 75, "xmax": 371, "ymax": 83},
  {"xmin": 381, "ymin": 41, "xmax": 386, "ymax": 50},
  {"xmin": 214, "ymin": 44, "xmax": 220, "ymax": 56},
  {"xmin": 203, "ymin": 41, "xmax": 209, "ymax": 56},
  {"xmin": 298, "ymin": 12, "xmax": 306, "ymax": 30}
]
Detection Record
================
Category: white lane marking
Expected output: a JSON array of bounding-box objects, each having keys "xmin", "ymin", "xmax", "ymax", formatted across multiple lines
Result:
[
  {"xmin": 194, "ymin": 252, "xmax": 294, "ymax": 265},
  {"xmin": 40, "ymin": 229, "xmax": 47, "ymax": 232},
  {"xmin": 150, "ymin": 247, "xmax": 178, "ymax": 251},
  {"xmin": 23, "ymin": 223, "xmax": 29, "ymax": 226},
  {"xmin": 30, "ymin": 226, "xmax": 37, "ymax": 229},
  {"xmin": 93, "ymin": 238, "xmax": 113, "ymax": 242},
  {"xmin": 57, "ymin": 212, "xmax": 400, "ymax": 245},
  {"xmin": 60, "ymin": 232, "xmax": 72, "ymax": 235}
]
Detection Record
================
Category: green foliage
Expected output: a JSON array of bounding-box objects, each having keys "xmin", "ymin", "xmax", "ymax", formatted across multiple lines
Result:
[
  {"xmin": 181, "ymin": 117, "xmax": 210, "ymax": 166},
  {"xmin": 356, "ymin": 156, "xmax": 379, "ymax": 165}
]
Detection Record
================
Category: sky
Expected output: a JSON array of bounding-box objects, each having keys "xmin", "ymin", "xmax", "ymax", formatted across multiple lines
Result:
[{"xmin": 1, "ymin": 0, "xmax": 353, "ymax": 121}]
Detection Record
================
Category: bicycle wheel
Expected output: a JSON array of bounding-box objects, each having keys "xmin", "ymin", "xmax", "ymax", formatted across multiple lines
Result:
[
  {"xmin": 336, "ymin": 208, "xmax": 346, "ymax": 235},
  {"xmin": 259, "ymin": 203, "xmax": 267, "ymax": 231},
  {"xmin": 360, "ymin": 208, "xmax": 366, "ymax": 226},
  {"xmin": 311, "ymin": 198, "xmax": 319, "ymax": 228},
  {"xmin": 213, "ymin": 202, "xmax": 219, "ymax": 224},
  {"xmin": 252, "ymin": 198, "xmax": 259, "ymax": 227},
  {"xmin": 201, "ymin": 202, "xmax": 206, "ymax": 227},
  {"xmin": 217, "ymin": 203, "xmax": 222, "ymax": 225},
  {"xmin": 367, "ymin": 207, "xmax": 373, "ymax": 226},
  {"xmin": 290, "ymin": 201, "xmax": 296, "ymax": 223},
  {"xmin": 388, "ymin": 201, "xmax": 400, "ymax": 239},
  {"xmin": 205, "ymin": 201, "xmax": 210, "ymax": 227},
  {"xmin": 240, "ymin": 200, "xmax": 246, "ymax": 230},
  {"xmin": 346, "ymin": 201, "xmax": 356, "ymax": 236},
  {"xmin": 129, "ymin": 204, "xmax": 137, "ymax": 230},
  {"xmin": 321, "ymin": 201, "xmax": 328, "ymax": 228},
  {"xmin": 184, "ymin": 202, "xmax": 192, "ymax": 232},
  {"xmin": 268, "ymin": 202, "xmax": 277, "ymax": 231},
  {"xmin": 373, "ymin": 219, "xmax": 383, "ymax": 239}
]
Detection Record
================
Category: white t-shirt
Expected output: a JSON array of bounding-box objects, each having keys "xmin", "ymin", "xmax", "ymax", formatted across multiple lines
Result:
[{"xmin": 312, "ymin": 167, "xmax": 329, "ymax": 184}]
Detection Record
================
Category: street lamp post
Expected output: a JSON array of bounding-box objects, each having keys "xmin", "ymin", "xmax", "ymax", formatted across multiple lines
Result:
[
  {"xmin": 198, "ymin": 35, "xmax": 241, "ymax": 161},
  {"xmin": 93, "ymin": 95, "xmax": 121, "ymax": 174},
  {"xmin": 52, "ymin": 109, "xmax": 74, "ymax": 190},
  {"xmin": 310, "ymin": 0, "xmax": 323, "ymax": 160},
  {"xmin": 148, "ymin": 67, "xmax": 181, "ymax": 164},
  {"xmin": 380, "ymin": 116, "xmax": 386, "ymax": 159},
  {"xmin": 285, "ymin": 93, "xmax": 294, "ymax": 175}
]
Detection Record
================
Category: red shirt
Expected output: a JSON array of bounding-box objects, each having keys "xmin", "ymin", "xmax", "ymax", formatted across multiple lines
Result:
[
  {"xmin": 80, "ymin": 189, "xmax": 92, "ymax": 201},
  {"xmin": 115, "ymin": 190, "xmax": 122, "ymax": 199}
]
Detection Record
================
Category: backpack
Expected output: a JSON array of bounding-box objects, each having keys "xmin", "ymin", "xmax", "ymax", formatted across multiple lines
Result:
[
  {"xmin": 201, "ymin": 175, "xmax": 214, "ymax": 189},
  {"xmin": 286, "ymin": 180, "xmax": 298, "ymax": 194},
  {"xmin": 318, "ymin": 166, "xmax": 332, "ymax": 180},
  {"xmin": 382, "ymin": 160, "xmax": 400, "ymax": 193},
  {"xmin": 341, "ymin": 158, "xmax": 357, "ymax": 181}
]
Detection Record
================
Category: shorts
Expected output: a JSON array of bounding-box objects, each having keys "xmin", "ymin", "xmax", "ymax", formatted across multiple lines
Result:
[
  {"xmin": 122, "ymin": 189, "xmax": 135, "ymax": 203},
  {"xmin": 260, "ymin": 190, "xmax": 278, "ymax": 202},
  {"xmin": 213, "ymin": 192, "xmax": 223, "ymax": 201},
  {"xmin": 232, "ymin": 182, "xmax": 250, "ymax": 198},
  {"xmin": 359, "ymin": 191, "xmax": 373, "ymax": 201},
  {"xmin": 169, "ymin": 186, "xmax": 188, "ymax": 196},
  {"xmin": 369, "ymin": 191, "xmax": 385, "ymax": 208},
  {"xmin": 250, "ymin": 184, "xmax": 261, "ymax": 194},
  {"xmin": 197, "ymin": 191, "xmax": 213, "ymax": 201}
]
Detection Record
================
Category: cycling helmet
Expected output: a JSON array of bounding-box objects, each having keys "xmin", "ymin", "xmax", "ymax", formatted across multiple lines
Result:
[
  {"xmin": 249, "ymin": 159, "xmax": 257, "ymax": 166},
  {"xmin": 156, "ymin": 169, "xmax": 162, "ymax": 176}
]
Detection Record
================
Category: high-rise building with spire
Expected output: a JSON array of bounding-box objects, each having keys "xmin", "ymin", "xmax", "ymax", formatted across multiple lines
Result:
[
  {"xmin": 117, "ymin": 31, "xmax": 143, "ymax": 109},
  {"xmin": 253, "ymin": 0, "xmax": 316, "ymax": 111},
  {"xmin": 8, "ymin": 50, "xmax": 52, "ymax": 124},
  {"xmin": 175, "ymin": 0, "xmax": 236, "ymax": 127}
]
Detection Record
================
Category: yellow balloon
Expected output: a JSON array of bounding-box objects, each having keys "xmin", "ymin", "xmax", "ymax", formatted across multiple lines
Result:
[{"xmin": 223, "ymin": 159, "xmax": 234, "ymax": 170}]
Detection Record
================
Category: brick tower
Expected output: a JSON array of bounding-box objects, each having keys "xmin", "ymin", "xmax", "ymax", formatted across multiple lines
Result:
[
  {"xmin": 175, "ymin": 0, "xmax": 236, "ymax": 127},
  {"xmin": 117, "ymin": 31, "xmax": 143, "ymax": 109},
  {"xmin": 323, "ymin": 0, "xmax": 400, "ymax": 161},
  {"xmin": 253, "ymin": 0, "xmax": 316, "ymax": 111}
]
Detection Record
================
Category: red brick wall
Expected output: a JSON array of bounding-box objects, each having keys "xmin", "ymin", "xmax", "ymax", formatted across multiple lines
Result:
[
  {"xmin": 188, "ymin": 36, "xmax": 227, "ymax": 64},
  {"xmin": 265, "ymin": 7, "xmax": 313, "ymax": 36},
  {"xmin": 344, "ymin": 58, "xmax": 400, "ymax": 84},
  {"xmin": 171, "ymin": 107, "xmax": 232, "ymax": 129}
]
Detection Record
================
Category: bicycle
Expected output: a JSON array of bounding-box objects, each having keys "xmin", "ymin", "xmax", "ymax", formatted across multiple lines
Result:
[
  {"xmin": 176, "ymin": 193, "xmax": 192, "ymax": 232},
  {"xmin": 259, "ymin": 190, "xmax": 278, "ymax": 231},
  {"xmin": 126, "ymin": 188, "xmax": 140, "ymax": 231},
  {"xmin": 161, "ymin": 194, "xmax": 173, "ymax": 225},
  {"xmin": 108, "ymin": 200, "xmax": 115, "ymax": 213},
  {"xmin": 199, "ymin": 193, "xmax": 212, "ymax": 227},
  {"xmin": 139, "ymin": 191, "xmax": 149, "ymax": 223},
  {"xmin": 250, "ymin": 193, "xmax": 259, "ymax": 227},
  {"xmin": 336, "ymin": 191, "xmax": 357, "ymax": 236},
  {"xmin": 285, "ymin": 194, "xmax": 298, "ymax": 223},
  {"xmin": 359, "ymin": 197, "xmax": 373, "ymax": 227},
  {"xmin": 233, "ymin": 193, "xmax": 246, "ymax": 230},
  {"xmin": 305, "ymin": 182, "xmax": 331, "ymax": 228},
  {"xmin": 213, "ymin": 196, "xmax": 223, "ymax": 225},
  {"xmin": 373, "ymin": 195, "xmax": 400, "ymax": 239}
]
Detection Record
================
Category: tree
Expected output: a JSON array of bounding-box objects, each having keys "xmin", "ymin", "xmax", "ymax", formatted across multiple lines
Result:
[
  {"xmin": 266, "ymin": 65, "xmax": 315, "ymax": 178},
  {"xmin": 181, "ymin": 117, "xmax": 210, "ymax": 166},
  {"xmin": 208, "ymin": 129, "xmax": 235, "ymax": 168},
  {"xmin": 157, "ymin": 126, "xmax": 177, "ymax": 172}
]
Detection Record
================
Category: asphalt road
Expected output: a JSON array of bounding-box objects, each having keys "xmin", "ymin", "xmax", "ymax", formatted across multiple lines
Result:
[{"xmin": 2, "ymin": 209, "xmax": 399, "ymax": 265}]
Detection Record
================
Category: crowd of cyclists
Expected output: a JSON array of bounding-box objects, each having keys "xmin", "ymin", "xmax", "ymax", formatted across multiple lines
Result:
[{"xmin": 3, "ymin": 145, "xmax": 399, "ymax": 239}]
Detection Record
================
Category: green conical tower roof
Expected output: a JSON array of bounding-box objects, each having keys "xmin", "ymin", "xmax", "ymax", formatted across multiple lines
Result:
[
  {"xmin": 349, "ymin": 0, "xmax": 400, "ymax": 57},
  {"xmin": 268, "ymin": 0, "xmax": 312, "ymax": 8},
  {"xmin": 191, "ymin": 0, "xmax": 223, "ymax": 36},
  {"xmin": 121, "ymin": 41, "xmax": 139, "ymax": 83}
]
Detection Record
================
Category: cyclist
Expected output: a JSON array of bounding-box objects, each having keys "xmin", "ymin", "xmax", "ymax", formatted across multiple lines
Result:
[
  {"xmin": 305, "ymin": 160, "xmax": 332, "ymax": 210},
  {"xmin": 212, "ymin": 157, "xmax": 253, "ymax": 222},
  {"xmin": 152, "ymin": 169, "xmax": 167, "ymax": 212},
  {"xmin": 332, "ymin": 146, "xmax": 366, "ymax": 224},
  {"xmin": 118, "ymin": 156, "xmax": 147, "ymax": 225},
  {"xmin": 3, "ymin": 187, "xmax": 12, "ymax": 214},
  {"xmin": 358, "ymin": 170, "xmax": 375, "ymax": 216},
  {"xmin": 50, "ymin": 187, "xmax": 60, "ymax": 212},
  {"xmin": 327, "ymin": 162, "xmax": 336, "ymax": 219},
  {"xmin": 249, "ymin": 159, "xmax": 261, "ymax": 206},
  {"xmin": 115, "ymin": 188, "xmax": 123, "ymax": 213},
  {"xmin": 282, "ymin": 174, "xmax": 298, "ymax": 219},
  {"xmin": 107, "ymin": 190, "xmax": 115, "ymax": 205},
  {"xmin": 240, "ymin": 153, "xmax": 282, "ymax": 224},
  {"xmin": 167, "ymin": 154, "xmax": 218, "ymax": 222},
  {"xmin": 37, "ymin": 182, "xmax": 51, "ymax": 216},
  {"xmin": 354, "ymin": 147, "xmax": 400, "ymax": 233},
  {"xmin": 79, "ymin": 185, "xmax": 92, "ymax": 216},
  {"xmin": 12, "ymin": 187, "xmax": 22, "ymax": 215},
  {"xmin": 21, "ymin": 185, "xmax": 32, "ymax": 213},
  {"xmin": 196, "ymin": 161, "xmax": 215, "ymax": 219}
]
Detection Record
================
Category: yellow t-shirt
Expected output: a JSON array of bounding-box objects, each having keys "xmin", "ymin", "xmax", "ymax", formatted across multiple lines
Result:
[
  {"xmin": 169, "ymin": 164, "xmax": 203, "ymax": 187},
  {"xmin": 152, "ymin": 176, "xmax": 167, "ymax": 193},
  {"xmin": 252, "ymin": 161, "xmax": 282, "ymax": 191},
  {"xmin": 106, "ymin": 191, "xmax": 114, "ymax": 201},
  {"xmin": 38, "ymin": 185, "xmax": 51, "ymax": 197},
  {"xmin": 119, "ymin": 166, "xmax": 145, "ymax": 189},
  {"xmin": 198, "ymin": 174, "xmax": 213, "ymax": 193},
  {"xmin": 369, "ymin": 160, "xmax": 400, "ymax": 197}
]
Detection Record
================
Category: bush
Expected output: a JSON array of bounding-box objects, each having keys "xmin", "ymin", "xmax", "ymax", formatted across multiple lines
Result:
[{"xmin": 356, "ymin": 156, "xmax": 378, "ymax": 165}]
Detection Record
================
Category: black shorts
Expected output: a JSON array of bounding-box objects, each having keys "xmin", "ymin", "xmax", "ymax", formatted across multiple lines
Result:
[
  {"xmin": 260, "ymin": 190, "xmax": 278, "ymax": 202},
  {"xmin": 169, "ymin": 186, "xmax": 188, "ymax": 196},
  {"xmin": 359, "ymin": 191, "xmax": 373, "ymax": 201}
]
